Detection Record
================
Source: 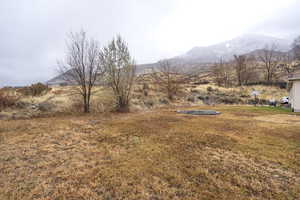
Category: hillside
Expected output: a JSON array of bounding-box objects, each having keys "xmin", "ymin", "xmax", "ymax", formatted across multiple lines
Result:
[
  {"xmin": 136, "ymin": 34, "xmax": 291, "ymax": 74},
  {"xmin": 0, "ymin": 76, "xmax": 289, "ymax": 120},
  {"xmin": 180, "ymin": 34, "xmax": 291, "ymax": 63},
  {"xmin": 48, "ymin": 34, "xmax": 291, "ymax": 85}
]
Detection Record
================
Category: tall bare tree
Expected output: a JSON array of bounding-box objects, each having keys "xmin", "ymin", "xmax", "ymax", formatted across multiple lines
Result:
[
  {"xmin": 212, "ymin": 58, "xmax": 232, "ymax": 87},
  {"xmin": 233, "ymin": 55, "xmax": 247, "ymax": 86},
  {"xmin": 279, "ymin": 52, "xmax": 297, "ymax": 75},
  {"xmin": 257, "ymin": 44, "xmax": 281, "ymax": 83},
  {"xmin": 58, "ymin": 31, "xmax": 105, "ymax": 113},
  {"xmin": 244, "ymin": 55, "xmax": 260, "ymax": 84},
  {"xmin": 100, "ymin": 36, "xmax": 136, "ymax": 112},
  {"xmin": 150, "ymin": 60, "xmax": 186, "ymax": 100},
  {"xmin": 233, "ymin": 55, "xmax": 259, "ymax": 85}
]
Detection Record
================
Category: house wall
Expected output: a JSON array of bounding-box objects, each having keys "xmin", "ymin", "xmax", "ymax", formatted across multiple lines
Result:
[
  {"xmin": 290, "ymin": 84, "xmax": 294, "ymax": 108},
  {"xmin": 291, "ymin": 81, "xmax": 300, "ymax": 112}
]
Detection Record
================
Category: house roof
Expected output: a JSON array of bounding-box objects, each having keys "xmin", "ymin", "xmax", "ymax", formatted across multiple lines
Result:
[
  {"xmin": 288, "ymin": 73, "xmax": 300, "ymax": 81},
  {"xmin": 289, "ymin": 77, "xmax": 300, "ymax": 81}
]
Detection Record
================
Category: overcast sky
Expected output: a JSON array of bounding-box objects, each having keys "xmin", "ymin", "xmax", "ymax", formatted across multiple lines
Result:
[{"xmin": 0, "ymin": 0, "xmax": 300, "ymax": 86}]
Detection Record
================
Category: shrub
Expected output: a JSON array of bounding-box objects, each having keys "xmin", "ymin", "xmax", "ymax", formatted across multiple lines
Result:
[
  {"xmin": 248, "ymin": 99, "xmax": 258, "ymax": 105},
  {"xmin": 0, "ymin": 92, "xmax": 19, "ymax": 111},
  {"xmin": 17, "ymin": 83, "xmax": 51, "ymax": 96},
  {"xmin": 240, "ymin": 94, "xmax": 251, "ymax": 98},
  {"xmin": 259, "ymin": 99, "xmax": 269, "ymax": 105},
  {"xmin": 142, "ymin": 83, "xmax": 149, "ymax": 90},
  {"xmin": 197, "ymin": 95, "xmax": 209, "ymax": 101},
  {"xmin": 66, "ymin": 89, "xmax": 116, "ymax": 113},
  {"xmin": 59, "ymin": 83, "xmax": 68, "ymax": 86},
  {"xmin": 244, "ymin": 81, "xmax": 287, "ymax": 89},
  {"xmin": 38, "ymin": 102, "xmax": 55, "ymax": 112},
  {"xmin": 159, "ymin": 98, "xmax": 169, "ymax": 104},
  {"xmin": 92, "ymin": 94, "xmax": 117, "ymax": 113},
  {"xmin": 52, "ymin": 89, "xmax": 65, "ymax": 95},
  {"xmin": 193, "ymin": 80, "xmax": 210, "ymax": 85},
  {"xmin": 17, "ymin": 87, "xmax": 30, "ymax": 96},
  {"xmin": 198, "ymin": 95, "xmax": 242, "ymax": 105},
  {"xmin": 207, "ymin": 86, "xmax": 214, "ymax": 92},
  {"xmin": 30, "ymin": 83, "xmax": 51, "ymax": 96},
  {"xmin": 247, "ymin": 98, "xmax": 269, "ymax": 105},
  {"xmin": 187, "ymin": 96, "xmax": 196, "ymax": 102},
  {"xmin": 220, "ymin": 96, "xmax": 242, "ymax": 104},
  {"xmin": 191, "ymin": 88, "xmax": 201, "ymax": 93},
  {"xmin": 144, "ymin": 99, "xmax": 155, "ymax": 108}
]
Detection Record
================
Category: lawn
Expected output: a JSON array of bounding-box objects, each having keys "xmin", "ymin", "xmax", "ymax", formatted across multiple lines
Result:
[{"xmin": 0, "ymin": 105, "xmax": 299, "ymax": 200}]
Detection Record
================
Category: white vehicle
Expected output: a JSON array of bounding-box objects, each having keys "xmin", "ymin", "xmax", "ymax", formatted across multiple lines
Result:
[{"xmin": 281, "ymin": 96, "xmax": 289, "ymax": 104}]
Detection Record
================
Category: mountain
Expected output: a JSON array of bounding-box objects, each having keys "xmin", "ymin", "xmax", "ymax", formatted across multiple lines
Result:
[
  {"xmin": 47, "ymin": 34, "xmax": 292, "ymax": 85},
  {"xmin": 47, "ymin": 73, "xmax": 69, "ymax": 86},
  {"xmin": 135, "ymin": 34, "xmax": 291, "ymax": 74},
  {"xmin": 178, "ymin": 34, "xmax": 291, "ymax": 63}
]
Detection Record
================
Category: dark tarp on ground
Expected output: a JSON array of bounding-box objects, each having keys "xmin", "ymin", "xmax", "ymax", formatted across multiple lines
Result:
[{"xmin": 177, "ymin": 110, "xmax": 221, "ymax": 115}]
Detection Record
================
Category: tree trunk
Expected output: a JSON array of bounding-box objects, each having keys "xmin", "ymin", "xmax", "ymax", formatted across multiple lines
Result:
[
  {"xmin": 83, "ymin": 95, "xmax": 90, "ymax": 113},
  {"xmin": 116, "ymin": 97, "xmax": 129, "ymax": 112}
]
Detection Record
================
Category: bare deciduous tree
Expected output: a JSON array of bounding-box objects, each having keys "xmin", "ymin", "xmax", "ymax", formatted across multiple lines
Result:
[
  {"xmin": 233, "ymin": 55, "xmax": 247, "ymax": 86},
  {"xmin": 150, "ymin": 60, "xmax": 186, "ymax": 100},
  {"xmin": 279, "ymin": 52, "xmax": 298, "ymax": 75},
  {"xmin": 233, "ymin": 55, "xmax": 259, "ymax": 85},
  {"xmin": 100, "ymin": 36, "xmax": 136, "ymax": 112},
  {"xmin": 257, "ymin": 44, "xmax": 281, "ymax": 83},
  {"xmin": 244, "ymin": 55, "xmax": 260, "ymax": 84},
  {"xmin": 212, "ymin": 58, "xmax": 232, "ymax": 87},
  {"xmin": 58, "ymin": 31, "xmax": 105, "ymax": 113}
]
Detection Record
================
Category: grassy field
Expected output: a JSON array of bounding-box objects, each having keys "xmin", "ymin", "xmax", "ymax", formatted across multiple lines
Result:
[{"xmin": 0, "ymin": 105, "xmax": 299, "ymax": 200}]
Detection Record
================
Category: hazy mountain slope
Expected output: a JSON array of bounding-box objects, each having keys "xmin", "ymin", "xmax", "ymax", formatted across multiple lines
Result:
[
  {"xmin": 136, "ymin": 34, "xmax": 291, "ymax": 74},
  {"xmin": 48, "ymin": 34, "xmax": 291, "ymax": 84},
  {"xmin": 179, "ymin": 34, "xmax": 291, "ymax": 63}
]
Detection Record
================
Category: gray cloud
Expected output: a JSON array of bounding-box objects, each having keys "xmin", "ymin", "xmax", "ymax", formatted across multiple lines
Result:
[
  {"xmin": 0, "ymin": 0, "xmax": 174, "ymax": 86},
  {"xmin": 250, "ymin": 1, "xmax": 300, "ymax": 39}
]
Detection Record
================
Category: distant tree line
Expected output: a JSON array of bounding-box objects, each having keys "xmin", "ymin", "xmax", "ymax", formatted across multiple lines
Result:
[{"xmin": 212, "ymin": 35, "xmax": 300, "ymax": 87}]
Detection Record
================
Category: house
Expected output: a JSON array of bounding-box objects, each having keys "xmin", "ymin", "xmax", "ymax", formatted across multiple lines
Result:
[{"xmin": 288, "ymin": 73, "xmax": 300, "ymax": 112}]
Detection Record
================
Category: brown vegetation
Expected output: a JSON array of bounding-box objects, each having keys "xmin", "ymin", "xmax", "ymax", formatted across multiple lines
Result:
[
  {"xmin": 17, "ymin": 83, "xmax": 51, "ymax": 97},
  {"xmin": 0, "ymin": 91, "xmax": 19, "ymax": 111},
  {"xmin": 257, "ymin": 44, "xmax": 282, "ymax": 83},
  {"xmin": 210, "ymin": 37, "xmax": 300, "ymax": 87},
  {"xmin": 1, "ymin": 33, "xmax": 300, "ymax": 200},
  {"xmin": 100, "ymin": 35, "xmax": 136, "ymax": 112},
  {"xmin": 212, "ymin": 59, "xmax": 233, "ymax": 87},
  {"xmin": 58, "ymin": 31, "xmax": 105, "ymax": 113},
  {"xmin": 151, "ymin": 60, "xmax": 187, "ymax": 100},
  {"xmin": 233, "ymin": 55, "xmax": 258, "ymax": 86},
  {"xmin": 0, "ymin": 106, "xmax": 299, "ymax": 199}
]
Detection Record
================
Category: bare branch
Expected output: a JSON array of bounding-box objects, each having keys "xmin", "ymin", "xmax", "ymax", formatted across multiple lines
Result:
[
  {"xmin": 150, "ymin": 60, "xmax": 187, "ymax": 100},
  {"xmin": 57, "ymin": 30, "xmax": 105, "ymax": 113},
  {"xmin": 100, "ymin": 35, "xmax": 136, "ymax": 112}
]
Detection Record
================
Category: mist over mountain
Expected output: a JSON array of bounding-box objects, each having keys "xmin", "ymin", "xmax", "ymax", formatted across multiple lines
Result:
[
  {"xmin": 134, "ymin": 34, "xmax": 292, "ymax": 75},
  {"xmin": 178, "ymin": 34, "xmax": 291, "ymax": 63}
]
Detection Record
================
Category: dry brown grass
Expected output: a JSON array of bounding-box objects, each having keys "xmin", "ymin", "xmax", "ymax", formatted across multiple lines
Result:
[
  {"xmin": 0, "ymin": 80, "xmax": 289, "ymax": 120},
  {"xmin": 0, "ymin": 105, "xmax": 299, "ymax": 200}
]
